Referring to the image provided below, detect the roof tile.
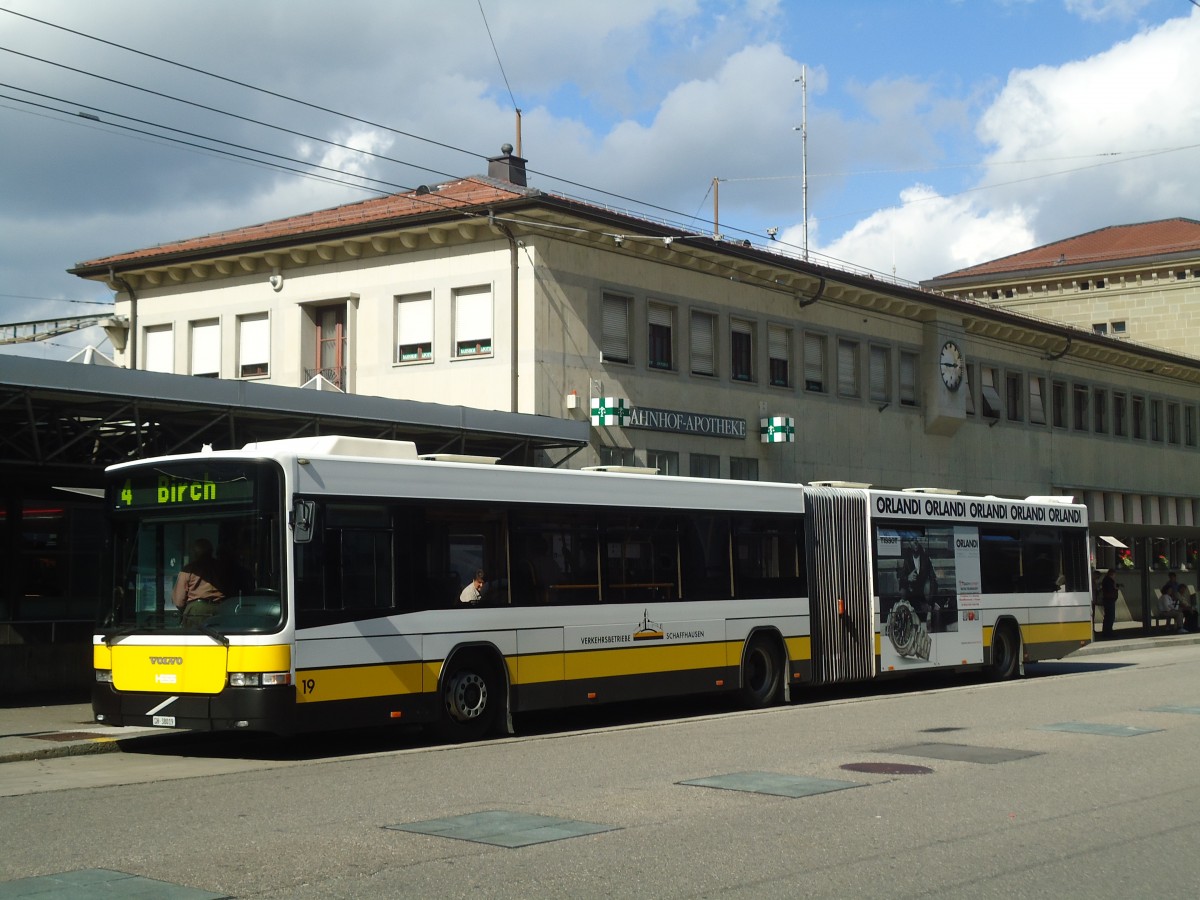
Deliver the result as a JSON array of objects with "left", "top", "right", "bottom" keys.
[{"left": 930, "top": 218, "right": 1200, "bottom": 281}]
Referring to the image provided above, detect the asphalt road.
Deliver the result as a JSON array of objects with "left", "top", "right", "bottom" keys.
[{"left": 2, "top": 644, "right": 1199, "bottom": 899}]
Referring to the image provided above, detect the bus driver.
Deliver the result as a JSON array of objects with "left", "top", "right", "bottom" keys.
[{"left": 173, "top": 538, "right": 227, "bottom": 623}]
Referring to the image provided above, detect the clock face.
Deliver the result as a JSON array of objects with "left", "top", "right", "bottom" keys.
[{"left": 939, "top": 341, "right": 963, "bottom": 391}]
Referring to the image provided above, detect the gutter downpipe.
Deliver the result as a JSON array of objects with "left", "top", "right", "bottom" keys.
[
  {"left": 109, "top": 266, "right": 137, "bottom": 370},
  {"left": 492, "top": 213, "right": 520, "bottom": 415}
]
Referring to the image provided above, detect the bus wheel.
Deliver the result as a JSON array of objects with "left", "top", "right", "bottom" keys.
[
  {"left": 437, "top": 659, "right": 498, "bottom": 741},
  {"left": 741, "top": 637, "right": 783, "bottom": 708},
  {"left": 989, "top": 623, "right": 1021, "bottom": 680}
]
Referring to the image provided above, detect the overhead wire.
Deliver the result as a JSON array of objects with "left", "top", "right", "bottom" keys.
[
  {"left": 1, "top": 5, "right": 1188, "bottom": 289},
  {"left": 0, "top": 5, "right": 488, "bottom": 164},
  {"left": 0, "top": 85, "right": 408, "bottom": 195}
]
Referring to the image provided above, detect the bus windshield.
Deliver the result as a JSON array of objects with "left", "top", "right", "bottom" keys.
[{"left": 102, "top": 459, "right": 285, "bottom": 636}]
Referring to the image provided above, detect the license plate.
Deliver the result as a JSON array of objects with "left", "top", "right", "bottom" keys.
[{"left": 152, "top": 715, "right": 176, "bottom": 727}]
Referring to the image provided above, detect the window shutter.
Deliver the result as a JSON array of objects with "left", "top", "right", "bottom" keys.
[
  {"left": 144, "top": 326, "right": 173, "bottom": 373},
  {"left": 899, "top": 351, "right": 917, "bottom": 405},
  {"left": 455, "top": 287, "right": 491, "bottom": 354},
  {"left": 602, "top": 294, "right": 630, "bottom": 362},
  {"left": 837, "top": 340, "right": 858, "bottom": 396},
  {"left": 690, "top": 311, "right": 714, "bottom": 374},
  {"left": 239, "top": 316, "right": 269, "bottom": 366},
  {"left": 768, "top": 324, "right": 787, "bottom": 361},
  {"left": 398, "top": 296, "right": 433, "bottom": 345},
  {"left": 648, "top": 304, "right": 671, "bottom": 328},
  {"left": 804, "top": 333, "right": 825, "bottom": 388},
  {"left": 191, "top": 321, "right": 219, "bottom": 376},
  {"left": 869, "top": 346, "right": 888, "bottom": 401}
]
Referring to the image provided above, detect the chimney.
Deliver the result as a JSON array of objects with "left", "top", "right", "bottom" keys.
[{"left": 487, "top": 143, "right": 527, "bottom": 187}]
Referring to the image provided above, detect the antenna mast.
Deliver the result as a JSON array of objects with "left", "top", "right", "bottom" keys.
[{"left": 799, "top": 66, "right": 809, "bottom": 261}]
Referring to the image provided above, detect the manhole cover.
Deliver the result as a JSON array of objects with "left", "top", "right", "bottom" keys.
[{"left": 841, "top": 762, "right": 933, "bottom": 775}]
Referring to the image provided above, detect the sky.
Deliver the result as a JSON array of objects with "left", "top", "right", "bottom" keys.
[{"left": 2, "top": 0, "right": 1198, "bottom": 359}]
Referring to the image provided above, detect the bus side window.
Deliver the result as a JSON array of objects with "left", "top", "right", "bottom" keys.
[{"left": 680, "top": 515, "right": 732, "bottom": 601}]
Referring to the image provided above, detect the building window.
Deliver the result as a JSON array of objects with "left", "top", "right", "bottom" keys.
[
  {"left": 1132, "top": 395, "right": 1145, "bottom": 439},
  {"left": 980, "top": 366, "right": 1001, "bottom": 419},
  {"left": 1150, "top": 399, "right": 1163, "bottom": 442},
  {"left": 730, "top": 457, "right": 758, "bottom": 481},
  {"left": 837, "top": 339, "right": 860, "bottom": 398},
  {"left": 690, "top": 310, "right": 716, "bottom": 376},
  {"left": 869, "top": 345, "right": 890, "bottom": 404},
  {"left": 1092, "top": 322, "right": 1108, "bottom": 335},
  {"left": 1005, "top": 371, "right": 1022, "bottom": 421},
  {"left": 1111, "top": 321, "right": 1126, "bottom": 335},
  {"left": 1113, "top": 392, "right": 1128, "bottom": 437},
  {"left": 647, "top": 302, "right": 674, "bottom": 370},
  {"left": 1072, "top": 384, "right": 1089, "bottom": 431},
  {"left": 601, "top": 292, "right": 631, "bottom": 364},
  {"left": 143, "top": 325, "right": 173, "bottom": 374},
  {"left": 1186, "top": 406, "right": 1197, "bottom": 447},
  {"left": 1052, "top": 381, "right": 1068, "bottom": 428},
  {"left": 598, "top": 446, "right": 635, "bottom": 467},
  {"left": 768, "top": 324, "right": 791, "bottom": 387},
  {"left": 312, "top": 305, "right": 347, "bottom": 389},
  {"left": 395, "top": 293, "right": 433, "bottom": 363},
  {"left": 1028, "top": 376, "right": 1046, "bottom": 425},
  {"left": 453, "top": 286, "right": 492, "bottom": 358},
  {"left": 804, "top": 332, "right": 826, "bottom": 393},
  {"left": 190, "top": 319, "right": 219, "bottom": 378},
  {"left": 965, "top": 364, "right": 975, "bottom": 416},
  {"left": 1093, "top": 388, "right": 1107, "bottom": 434},
  {"left": 689, "top": 453, "right": 720, "bottom": 478},
  {"left": 730, "top": 319, "right": 754, "bottom": 382},
  {"left": 1167, "top": 402, "right": 1180, "bottom": 444},
  {"left": 237, "top": 314, "right": 270, "bottom": 378},
  {"left": 646, "top": 449, "right": 679, "bottom": 476},
  {"left": 899, "top": 351, "right": 918, "bottom": 407}
]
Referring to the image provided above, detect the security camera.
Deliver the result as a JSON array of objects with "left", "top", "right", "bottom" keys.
[{"left": 269, "top": 270, "right": 283, "bottom": 291}]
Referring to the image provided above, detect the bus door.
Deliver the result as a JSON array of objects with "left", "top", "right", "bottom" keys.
[{"left": 804, "top": 488, "right": 875, "bottom": 684}]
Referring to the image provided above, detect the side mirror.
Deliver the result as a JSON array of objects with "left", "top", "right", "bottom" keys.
[{"left": 292, "top": 499, "right": 316, "bottom": 543}]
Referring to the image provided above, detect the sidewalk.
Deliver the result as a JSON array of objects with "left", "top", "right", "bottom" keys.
[{"left": 2, "top": 627, "right": 1198, "bottom": 766}]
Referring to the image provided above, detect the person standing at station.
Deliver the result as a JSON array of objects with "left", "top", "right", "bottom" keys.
[{"left": 1099, "top": 568, "right": 1119, "bottom": 639}]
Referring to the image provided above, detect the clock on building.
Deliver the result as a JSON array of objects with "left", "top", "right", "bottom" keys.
[{"left": 939, "top": 340, "right": 964, "bottom": 391}]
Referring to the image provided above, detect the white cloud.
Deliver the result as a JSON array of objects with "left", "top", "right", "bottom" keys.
[
  {"left": 808, "top": 185, "right": 1036, "bottom": 282},
  {"left": 1064, "top": 0, "right": 1155, "bottom": 23},
  {"left": 813, "top": 9, "right": 1200, "bottom": 281}
]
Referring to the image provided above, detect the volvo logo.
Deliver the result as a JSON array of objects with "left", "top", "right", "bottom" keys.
[{"left": 150, "top": 656, "right": 184, "bottom": 665}]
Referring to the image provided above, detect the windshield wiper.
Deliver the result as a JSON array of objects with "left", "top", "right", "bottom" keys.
[{"left": 196, "top": 621, "right": 230, "bottom": 647}]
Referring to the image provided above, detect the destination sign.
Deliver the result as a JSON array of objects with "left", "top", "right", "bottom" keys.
[{"left": 113, "top": 472, "right": 254, "bottom": 510}]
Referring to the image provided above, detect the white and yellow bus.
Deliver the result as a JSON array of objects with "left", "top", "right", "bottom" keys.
[{"left": 93, "top": 435, "right": 1092, "bottom": 740}]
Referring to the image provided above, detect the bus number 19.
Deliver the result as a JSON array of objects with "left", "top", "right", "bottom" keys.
[{"left": 301, "top": 678, "right": 316, "bottom": 695}]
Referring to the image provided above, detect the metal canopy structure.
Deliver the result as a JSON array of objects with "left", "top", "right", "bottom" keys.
[{"left": 0, "top": 355, "right": 588, "bottom": 485}]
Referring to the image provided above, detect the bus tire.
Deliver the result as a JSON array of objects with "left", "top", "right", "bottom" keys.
[
  {"left": 436, "top": 656, "right": 500, "bottom": 742},
  {"left": 740, "top": 636, "right": 783, "bottom": 708},
  {"left": 989, "top": 622, "right": 1021, "bottom": 680}
]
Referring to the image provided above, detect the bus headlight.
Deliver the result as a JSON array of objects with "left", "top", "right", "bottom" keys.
[
  {"left": 229, "top": 672, "right": 291, "bottom": 687},
  {"left": 95, "top": 669, "right": 113, "bottom": 683}
]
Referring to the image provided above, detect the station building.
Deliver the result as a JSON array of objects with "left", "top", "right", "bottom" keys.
[
  {"left": 921, "top": 218, "right": 1200, "bottom": 356},
  {"left": 67, "top": 150, "right": 1200, "bottom": 639}
]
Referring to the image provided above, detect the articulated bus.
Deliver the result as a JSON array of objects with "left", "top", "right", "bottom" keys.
[{"left": 93, "top": 436, "right": 1092, "bottom": 740}]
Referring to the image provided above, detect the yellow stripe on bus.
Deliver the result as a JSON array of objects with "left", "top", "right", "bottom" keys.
[
  {"left": 297, "top": 660, "right": 425, "bottom": 703},
  {"left": 1023, "top": 620, "right": 1092, "bottom": 644},
  {"left": 981, "top": 620, "right": 1092, "bottom": 647}
]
